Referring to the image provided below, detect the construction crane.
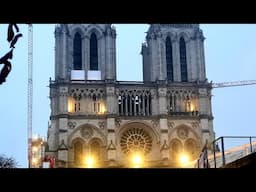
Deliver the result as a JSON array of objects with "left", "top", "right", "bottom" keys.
[
  {"left": 27, "top": 24, "right": 33, "bottom": 168},
  {"left": 212, "top": 80, "right": 256, "bottom": 88}
]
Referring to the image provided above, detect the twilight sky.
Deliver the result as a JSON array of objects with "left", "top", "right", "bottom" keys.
[{"left": 0, "top": 24, "right": 255, "bottom": 167}]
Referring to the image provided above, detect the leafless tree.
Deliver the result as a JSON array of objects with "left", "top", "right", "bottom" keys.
[{"left": 0, "top": 154, "right": 18, "bottom": 168}]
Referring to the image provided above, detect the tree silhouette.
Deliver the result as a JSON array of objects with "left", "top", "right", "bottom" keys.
[
  {"left": 0, "top": 24, "right": 22, "bottom": 84},
  {"left": 0, "top": 154, "right": 18, "bottom": 168}
]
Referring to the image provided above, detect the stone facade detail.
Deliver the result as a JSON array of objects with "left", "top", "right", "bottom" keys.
[{"left": 47, "top": 24, "right": 215, "bottom": 168}]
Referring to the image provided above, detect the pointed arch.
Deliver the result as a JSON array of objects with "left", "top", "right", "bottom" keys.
[
  {"left": 73, "top": 32, "right": 82, "bottom": 70},
  {"left": 184, "top": 138, "right": 199, "bottom": 160},
  {"left": 90, "top": 33, "right": 98, "bottom": 70},
  {"left": 179, "top": 37, "right": 188, "bottom": 82},
  {"left": 73, "top": 139, "right": 83, "bottom": 166},
  {"left": 166, "top": 36, "right": 173, "bottom": 81},
  {"left": 86, "top": 25, "right": 104, "bottom": 38},
  {"left": 68, "top": 124, "right": 107, "bottom": 147},
  {"left": 169, "top": 139, "right": 183, "bottom": 162},
  {"left": 88, "top": 138, "right": 103, "bottom": 163}
]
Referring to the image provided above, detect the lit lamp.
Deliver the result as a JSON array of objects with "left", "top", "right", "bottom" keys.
[
  {"left": 32, "top": 157, "right": 38, "bottom": 167},
  {"left": 85, "top": 156, "right": 95, "bottom": 168},
  {"left": 179, "top": 153, "right": 189, "bottom": 167},
  {"left": 130, "top": 153, "right": 144, "bottom": 168},
  {"left": 32, "top": 146, "right": 38, "bottom": 152}
]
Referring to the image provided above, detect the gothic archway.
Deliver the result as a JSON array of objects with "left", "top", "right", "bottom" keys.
[
  {"left": 71, "top": 138, "right": 85, "bottom": 167},
  {"left": 169, "top": 138, "right": 183, "bottom": 162},
  {"left": 184, "top": 138, "right": 199, "bottom": 160},
  {"left": 118, "top": 122, "right": 160, "bottom": 166},
  {"left": 88, "top": 138, "right": 104, "bottom": 165},
  {"left": 169, "top": 124, "right": 201, "bottom": 166}
]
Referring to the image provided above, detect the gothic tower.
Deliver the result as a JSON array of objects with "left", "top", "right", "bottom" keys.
[{"left": 47, "top": 24, "right": 214, "bottom": 168}]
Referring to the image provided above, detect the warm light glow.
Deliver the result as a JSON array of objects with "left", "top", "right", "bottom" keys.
[
  {"left": 98, "top": 103, "right": 106, "bottom": 114},
  {"left": 190, "top": 103, "right": 195, "bottom": 111},
  {"left": 32, "top": 146, "right": 38, "bottom": 152},
  {"left": 85, "top": 156, "right": 95, "bottom": 168},
  {"left": 32, "top": 158, "right": 38, "bottom": 164},
  {"left": 130, "top": 153, "right": 144, "bottom": 168},
  {"left": 68, "top": 97, "right": 75, "bottom": 113},
  {"left": 133, "top": 155, "right": 141, "bottom": 164},
  {"left": 179, "top": 153, "right": 189, "bottom": 166}
]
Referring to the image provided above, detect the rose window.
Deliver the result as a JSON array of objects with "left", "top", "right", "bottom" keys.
[{"left": 120, "top": 128, "right": 152, "bottom": 155}]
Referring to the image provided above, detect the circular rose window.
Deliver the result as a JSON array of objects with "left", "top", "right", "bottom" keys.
[{"left": 120, "top": 128, "right": 152, "bottom": 155}]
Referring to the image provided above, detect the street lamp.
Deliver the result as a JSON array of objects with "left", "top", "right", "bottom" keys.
[
  {"left": 85, "top": 156, "right": 95, "bottom": 168},
  {"left": 130, "top": 152, "right": 144, "bottom": 168}
]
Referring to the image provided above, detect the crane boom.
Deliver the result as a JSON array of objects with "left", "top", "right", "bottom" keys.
[
  {"left": 212, "top": 80, "right": 256, "bottom": 88},
  {"left": 28, "top": 24, "right": 33, "bottom": 168}
]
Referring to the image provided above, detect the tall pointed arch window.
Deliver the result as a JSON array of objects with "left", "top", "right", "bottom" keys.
[
  {"left": 180, "top": 37, "right": 188, "bottom": 82},
  {"left": 90, "top": 140, "right": 101, "bottom": 163},
  {"left": 73, "top": 32, "right": 82, "bottom": 70},
  {"left": 74, "top": 141, "right": 83, "bottom": 166},
  {"left": 90, "top": 33, "right": 98, "bottom": 70},
  {"left": 166, "top": 37, "right": 173, "bottom": 81}
]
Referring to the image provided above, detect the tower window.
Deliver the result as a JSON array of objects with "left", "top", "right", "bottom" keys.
[
  {"left": 180, "top": 37, "right": 188, "bottom": 82},
  {"left": 166, "top": 37, "right": 173, "bottom": 81},
  {"left": 90, "top": 33, "right": 98, "bottom": 70},
  {"left": 73, "top": 33, "right": 82, "bottom": 70}
]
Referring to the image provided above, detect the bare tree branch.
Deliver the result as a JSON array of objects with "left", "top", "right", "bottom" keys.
[{"left": 0, "top": 154, "right": 18, "bottom": 168}]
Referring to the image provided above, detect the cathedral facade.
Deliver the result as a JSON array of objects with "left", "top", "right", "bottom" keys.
[{"left": 46, "top": 24, "right": 215, "bottom": 168}]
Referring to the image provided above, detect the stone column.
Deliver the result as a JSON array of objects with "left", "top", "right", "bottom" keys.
[
  {"left": 57, "top": 118, "right": 68, "bottom": 167},
  {"left": 112, "top": 29, "right": 117, "bottom": 80},
  {"left": 157, "top": 34, "right": 164, "bottom": 80},
  {"left": 200, "top": 37, "right": 206, "bottom": 81},
  {"left": 54, "top": 28, "right": 62, "bottom": 79},
  {"left": 189, "top": 39, "right": 197, "bottom": 81},
  {"left": 84, "top": 36, "right": 89, "bottom": 79},
  {"left": 150, "top": 89, "right": 158, "bottom": 115},
  {"left": 106, "top": 118, "right": 117, "bottom": 167},
  {"left": 159, "top": 118, "right": 169, "bottom": 165},
  {"left": 158, "top": 87, "right": 167, "bottom": 115},
  {"left": 198, "top": 88, "right": 208, "bottom": 115},
  {"left": 173, "top": 39, "right": 180, "bottom": 81},
  {"left": 47, "top": 120, "right": 58, "bottom": 151},
  {"left": 105, "top": 28, "right": 111, "bottom": 80},
  {"left": 59, "top": 86, "right": 68, "bottom": 114},
  {"left": 149, "top": 37, "right": 158, "bottom": 81},
  {"left": 62, "top": 30, "right": 67, "bottom": 79},
  {"left": 106, "top": 85, "right": 116, "bottom": 114},
  {"left": 186, "top": 39, "right": 192, "bottom": 82}
]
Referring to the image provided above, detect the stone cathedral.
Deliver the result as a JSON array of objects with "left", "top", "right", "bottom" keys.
[{"left": 46, "top": 24, "right": 215, "bottom": 168}]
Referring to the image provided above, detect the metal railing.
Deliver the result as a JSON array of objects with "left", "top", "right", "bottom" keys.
[{"left": 198, "top": 136, "right": 256, "bottom": 168}]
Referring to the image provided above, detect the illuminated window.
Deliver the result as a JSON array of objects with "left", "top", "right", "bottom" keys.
[
  {"left": 68, "top": 97, "right": 75, "bottom": 113},
  {"left": 98, "top": 102, "right": 106, "bottom": 114}
]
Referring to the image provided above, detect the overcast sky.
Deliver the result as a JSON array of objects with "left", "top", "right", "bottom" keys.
[{"left": 0, "top": 24, "right": 255, "bottom": 167}]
